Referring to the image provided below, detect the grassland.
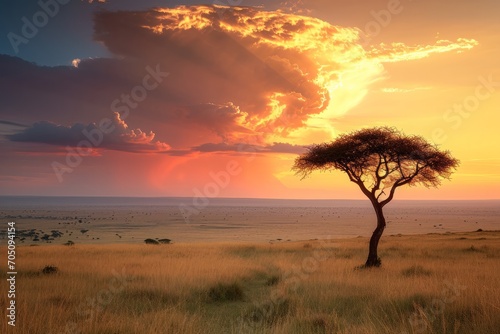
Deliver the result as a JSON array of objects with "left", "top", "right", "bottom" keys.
[{"left": 1, "top": 230, "right": 500, "bottom": 334}]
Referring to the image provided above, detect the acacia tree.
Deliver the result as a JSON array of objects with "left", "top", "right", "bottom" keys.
[{"left": 293, "top": 127, "right": 459, "bottom": 267}]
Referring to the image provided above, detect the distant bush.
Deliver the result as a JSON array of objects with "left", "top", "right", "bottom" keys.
[
  {"left": 64, "top": 240, "right": 75, "bottom": 246},
  {"left": 464, "top": 245, "right": 488, "bottom": 253},
  {"left": 265, "top": 275, "right": 281, "bottom": 286},
  {"left": 144, "top": 238, "right": 159, "bottom": 245},
  {"left": 41, "top": 265, "right": 59, "bottom": 275},
  {"left": 158, "top": 239, "right": 171, "bottom": 244},
  {"left": 207, "top": 282, "right": 244, "bottom": 302}
]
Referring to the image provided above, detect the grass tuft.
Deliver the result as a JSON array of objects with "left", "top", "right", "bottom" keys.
[
  {"left": 265, "top": 274, "right": 281, "bottom": 286},
  {"left": 464, "top": 245, "right": 489, "bottom": 253},
  {"left": 401, "top": 265, "right": 432, "bottom": 277},
  {"left": 207, "top": 282, "right": 245, "bottom": 303},
  {"left": 41, "top": 265, "right": 59, "bottom": 275},
  {"left": 244, "top": 298, "right": 292, "bottom": 326}
]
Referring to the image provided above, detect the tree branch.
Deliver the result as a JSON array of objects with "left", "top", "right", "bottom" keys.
[
  {"left": 371, "top": 154, "right": 382, "bottom": 194},
  {"left": 341, "top": 164, "right": 359, "bottom": 183},
  {"left": 376, "top": 189, "right": 386, "bottom": 201},
  {"left": 372, "top": 154, "right": 389, "bottom": 194},
  {"left": 380, "top": 172, "right": 418, "bottom": 207},
  {"left": 380, "top": 154, "right": 390, "bottom": 179},
  {"left": 356, "top": 180, "right": 375, "bottom": 201}
]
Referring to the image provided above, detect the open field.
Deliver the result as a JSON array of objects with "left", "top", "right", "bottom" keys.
[
  {"left": 1, "top": 198, "right": 499, "bottom": 244},
  {"left": 1, "top": 230, "right": 500, "bottom": 333}
]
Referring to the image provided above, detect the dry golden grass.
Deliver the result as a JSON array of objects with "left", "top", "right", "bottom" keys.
[{"left": 1, "top": 231, "right": 500, "bottom": 333}]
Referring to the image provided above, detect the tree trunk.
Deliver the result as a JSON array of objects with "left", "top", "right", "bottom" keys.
[{"left": 365, "top": 203, "right": 386, "bottom": 267}]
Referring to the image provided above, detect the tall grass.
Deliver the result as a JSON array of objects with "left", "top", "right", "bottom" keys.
[{"left": 1, "top": 231, "right": 499, "bottom": 333}]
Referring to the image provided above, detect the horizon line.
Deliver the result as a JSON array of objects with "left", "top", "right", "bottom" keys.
[{"left": 0, "top": 195, "right": 498, "bottom": 201}]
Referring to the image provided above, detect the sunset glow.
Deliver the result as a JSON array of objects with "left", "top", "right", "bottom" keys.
[{"left": 0, "top": 1, "right": 498, "bottom": 199}]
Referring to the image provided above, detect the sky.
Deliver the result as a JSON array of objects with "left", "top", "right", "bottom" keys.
[{"left": 0, "top": 0, "right": 499, "bottom": 200}]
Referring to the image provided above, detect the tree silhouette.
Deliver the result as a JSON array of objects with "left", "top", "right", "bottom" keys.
[{"left": 293, "top": 127, "right": 459, "bottom": 267}]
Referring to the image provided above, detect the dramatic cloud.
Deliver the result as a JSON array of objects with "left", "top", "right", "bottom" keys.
[
  {"left": 8, "top": 112, "right": 170, "bottom": 153},
  {"left": 368, "top": 38, "right": 478, "bottom": 63},
  {"left": 92, "top": 5, "right": 477, "bottom": 144},
  {"left": 2, "top": 5, "right": 478, "bottom": 154},
  {"left": 92, "top": 5, "right": 349, "bottom": 144}
]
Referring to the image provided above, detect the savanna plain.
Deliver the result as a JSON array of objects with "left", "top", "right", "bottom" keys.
[{"left": 1, "top": 230, "right": 500, "bottom": 334}]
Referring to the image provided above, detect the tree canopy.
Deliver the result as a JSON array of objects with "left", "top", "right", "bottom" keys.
[{"left": 293, "top": 127, "right": 459, "bottom": 207}]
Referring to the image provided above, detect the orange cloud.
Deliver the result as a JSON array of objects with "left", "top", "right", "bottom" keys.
[
  {"left": 124, "top": 5, "right": 477, "bottom": 146},
  {"left": 0, "top": 4, "right": 488, "bottom": 198},
  {"left": 3, "top": 5, "right": 479, "bottom": 156},
  {"left": 368, "top": 38, "right": 479, "bottom": 63}
]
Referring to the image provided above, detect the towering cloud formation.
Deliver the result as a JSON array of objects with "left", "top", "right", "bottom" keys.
[
  {"left": 2, "top": 5, "right": 477, "bottom": 153},
  {"left": 93, "top": 6, "right": 346, "bottom": 145},
  {"left": 92, "top": 5, "right": 477, "bottom": 145}
]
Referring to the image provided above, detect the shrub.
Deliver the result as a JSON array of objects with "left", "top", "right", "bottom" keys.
[
  {"left": 41, "top": 265, "right": 59, "bottom": 275},
  {"left": 265, "top": 275, "right": 281, "bottom": 286},
  {"left": 207, "top": 282, "right": 244, "bottom": 302},
  {"left": 158, "top": 239, "right": 171, "bottom": 244},
  {"left": 144, "top": 238, "right": 160, "bottom": 245}
]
